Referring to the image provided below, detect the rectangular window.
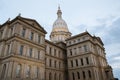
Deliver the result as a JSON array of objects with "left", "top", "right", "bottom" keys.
[
  {"left": 22, "top": 28, "right": 26, "bottom": 37},
  {"left": 49, "top": 47, "right": 52, "bottom": 55},
  {"left": 81, "top": 58, "right": 84, "bottom": 66},
  {"left": 30, "top": 32, "right": 34, "bottom": 40},
  {"left": 16, "top": 64, "right": 21, "bottom": 78},
  {"left": 54, "top": 61, "right": 56, "bottom": 68},
  {"left": 35, "top": 67, "right": 39, "bottom": 78},
  {"left": 71, "top": 60, "right": 73, "bottom": 67},
  {"left": 84, "top": 45, "right": 88, "bottom": 52},
  {"left": 58, "top": 51, "right": 61, "bottom": 57},
  {"left": 76, "top": 59, "right": 78, "bottom": 66},
  {"left": 29, "top": 48, "right": 32, "bottom": 57},
  {"left": 7, "top": 45, "right": 10, "bottom": 54},
  {"left": 19, "top": 45, "right": 24, "bottom": 55},
  {"left": 38, "top": 51, "right": 40, "bottom": 59},
  {"left": 54, "top": 49, "right": 56, "bottom": 56},
  {"left": 74, "top": 48, "right": 76, "bottom": 54},
  {"left": 26, "top": 66, "right": 30, "bottom": 78},
  {"left": 86, "top": 57, "right": 89, "bottom": 64},
  {"left": 72, "top": 72, "right": 75, "bottom": 80},
  {"left": 78, "top": 39, "right": 80, "bottom": 42},
  {"left": 38, "top": 35, "right": 41, "bottom": 43},
  {"left": 79, "top": 47, "right": 82, "bottom": 52},
  {"left": 10, "top": 27, "right": 13, "bottom": 36},
  {"left": 70, "top": 49, "right": 72, "bottom": 55},
  {"left": 69, "top": 41, "right": 71, "bottom": 45},
  {"left": 83, "top": 71, "right": 86, "bottom": 79},
  {"left": 59, "top": 61, "right": 61, "bottom": 68},
  {"left": 0, "top": 30, "right": 3, "bottom": 38},
  {"left": 88, "top": 70, "right": 91, "bottom": 78},
  {"left": 49, "top": 59, "right": 52, "bottom": 67},
  {"left": 77, "top": 72, "right": 80, "bottom": 79}
]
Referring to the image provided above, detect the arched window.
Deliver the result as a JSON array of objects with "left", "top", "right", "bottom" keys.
[
  {"left": 1, "top": 64, "right": 6, "bottom": 79},
  {"left": 16, "top": 64, "right": 21, "bottom": 78},
  {"left": 26, "top": 65, "right": 30, "bottom": 78}
]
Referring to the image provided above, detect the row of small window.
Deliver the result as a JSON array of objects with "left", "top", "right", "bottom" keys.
[
  {"left": 0, "top": 26, "right": 42, "bottom": 44},
  {"left": 19, "top": 45, "right": 41, "bottom": 59},
  {"left": 68, "top": 45, "right": 88, "bottom": 56},
  {"left": 67, "top": 36, "right": 88, "bottom": 45},
  {"left": 1, "top": 64, "right": 39, "bottom": 78},
  {"left": 48, "top": 72, "right": 62, "bottom": 80},
  {"left": 47, "top": 58, "right": 62, "bottom": 68},
  {"left": 21, "top": 27, "right": 42, "bottom": 44},
  {"left": 47, "top": 46, "right": 63, "bottom": 58},
  {"left": 70, "top": 57, "right": 89, "bottom": 67},
  {"left": 72, "top": 70, "right": 92, "bottom": 80}
]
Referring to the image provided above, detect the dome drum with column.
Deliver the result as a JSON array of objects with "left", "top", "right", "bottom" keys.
[{"left": 50, "top": 6, "right": 71, "bottom": 43}]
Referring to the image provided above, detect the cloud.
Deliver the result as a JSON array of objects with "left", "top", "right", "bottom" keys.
[
  {"left": 94, "top": 17, "right": 120, "bottom": 79},
  {"left": 74, "top": 16, "right": 120, "bottom": 79}
]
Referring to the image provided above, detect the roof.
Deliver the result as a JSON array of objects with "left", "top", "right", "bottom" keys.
[
  {"left": 0, "top": 15, "right": 47, "bottom": 34},
  {"left": 45, "top": 39, "right": 66, "bottom": 50},
  {"left": 66, "top": 31, "right": 92, "bottom": 41},
  {"left": 66, "top": 31, "right": 104, "bottom": 45}
]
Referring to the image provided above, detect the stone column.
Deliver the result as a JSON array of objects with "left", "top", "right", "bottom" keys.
[
  {"left": 4, "top": 45, "right": 8, "bottom": 56},
  {"left": 4, "top": 62, "right": 9, "bottom": 79},
  {"left": 21, "top": 63, "right": 25, "bottom": 79},
  {"left": 0, "top": 64, "right": 4, "bottom": 78},
  {"left": 31, "top": 65, "right": 34, "bottom": 79},
  {"left": 2, "top": 25, "right": 8, "bottom": 39},
  {"left": 12, "top": 62, "right": 17, "bottom": 78},
  {"left": 7, "top": 61, "right": 13, "bottom": 78}
]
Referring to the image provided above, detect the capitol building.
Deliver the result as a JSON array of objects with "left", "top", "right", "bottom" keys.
[{"left": 0, "top": 6, "right": 115, "bottom": 80}]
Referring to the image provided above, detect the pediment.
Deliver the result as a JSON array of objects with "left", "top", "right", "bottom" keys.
[{"left": 19, "top": 17, "right": 47, "bottom": 34}]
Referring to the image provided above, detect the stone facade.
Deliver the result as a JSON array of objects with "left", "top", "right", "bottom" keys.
[
  {"left": 0, "top": 7, "right": 115, "bottom": 80},
  {"left": 66, "top": 32, "right": 114, "bottom": 80}
]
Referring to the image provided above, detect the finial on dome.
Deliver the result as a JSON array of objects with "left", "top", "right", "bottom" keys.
[
  {"left": 58, "top": 4, "right": 60, "bottom": 10},
  {"left": 57, "top": 4, "right": 62, "bottom": 18}
]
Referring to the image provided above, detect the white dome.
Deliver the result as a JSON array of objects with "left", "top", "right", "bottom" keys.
[
  {"left": 52, "top": 18, "right": 69, "bottom": 32},
  {"left": 50, "top": 6, "right": 71, "bottom": 43}
]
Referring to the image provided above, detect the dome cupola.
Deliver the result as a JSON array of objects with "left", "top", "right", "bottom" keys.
[{"left": 50, "top": 6, "right": 71, "bottom": 43}]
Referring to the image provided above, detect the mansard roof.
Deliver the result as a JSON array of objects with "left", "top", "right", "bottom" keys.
[{"left": 0, "top": 15, "right": 47, "bottom": 34}]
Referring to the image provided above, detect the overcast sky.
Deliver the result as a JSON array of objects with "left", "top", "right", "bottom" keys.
[{"left": 0, "top": 0, "right": 120, "bottom": 79}]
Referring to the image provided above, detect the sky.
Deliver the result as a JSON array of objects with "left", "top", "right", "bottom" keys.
[{"left": 0, "top": 0, "right": 120, "bottom": 79}]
